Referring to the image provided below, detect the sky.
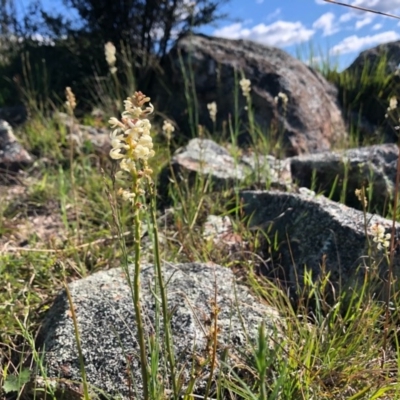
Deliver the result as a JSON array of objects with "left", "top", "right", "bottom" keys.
[{"left": 16, "top": 0, "right": 400, "bottom": 71}]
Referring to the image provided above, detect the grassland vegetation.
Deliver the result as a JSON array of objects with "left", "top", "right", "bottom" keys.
[{"left": 3, "top": 4, "right": 400, "bottom": 399}]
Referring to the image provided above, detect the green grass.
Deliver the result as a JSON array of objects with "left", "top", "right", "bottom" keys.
[{"left": 2, "top": 31, "right": 400, "bottom": 400}]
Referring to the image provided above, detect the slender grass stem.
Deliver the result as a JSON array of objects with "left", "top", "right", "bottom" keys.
[
  {"left": 64, "top": 282, "right": 90, "bottom": 400},
  {"left": 383, "top": 138, "right": 400, "bottom": 355},
  {"left": 132, "top": 191, "right": 150, "bottom": 400},
  {"left": 149, "top": 183, "right": 178, "bottom": 399}
]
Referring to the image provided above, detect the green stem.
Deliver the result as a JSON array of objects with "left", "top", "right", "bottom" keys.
[
  {"left": 149, "top": 183, "right": 178, "bottom": 399},
  {"left": 131, "top": 178, "right": 149, "bottom": 400},
  {"left": 383, "top": 138, "right": 400, "bottom": 356},
  {"left": 112, "top": 71, "right": 122, "bottom": 111},
  {"left": 64, "top": 281, "right": 90, "bottom": 400}
]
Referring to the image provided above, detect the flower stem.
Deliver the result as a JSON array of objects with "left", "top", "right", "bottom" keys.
[
  {"left": 133, "top": 193, "right": 149, "bottom": 400},
  {"left": 149, "top": 183, "right": 178, "bottom": 399}
]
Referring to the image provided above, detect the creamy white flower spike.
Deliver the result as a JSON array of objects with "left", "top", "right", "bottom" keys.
[
  {"left": 104, "top": 42, "right": 117, "bottom": 74},
  {"left": 239, "top": 78, "right": 251, "bottom": 98},
  {"left": 207, "top": 101, "right": 217, "bottom": 123},
  {"left": 162, "top": 120, "right": 175, "bottom": 141},
  {"left": 109, "top": 92, "right": 155, "bottom": 202}
]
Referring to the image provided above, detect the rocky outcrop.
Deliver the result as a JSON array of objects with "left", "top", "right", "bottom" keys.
[
  {"left": 161, "top": 34, "right": 347, "bottom": 156},
  {"left": 289, "top": 144, "right": 398, "bottom": 212},
  {"left": 55, "top": 112, "right": 111, "bottom": 156},
  {"left": 36, "top": 262, "right": 281, "bottom": 399},
  {"left": 158, "top": 138, "right": 291, "bottom": 202},
  {"left": 346, "top": 40, "right": 400, "bottom": 76},
  {"left": 0, "top": 119, "right": 33, "bottom": 172},
  {"left": 240, "top": 190, "right": 400, "bottom": 297},
  {"left": 343, "top": 40, "right": 400, "bottom": 142}
]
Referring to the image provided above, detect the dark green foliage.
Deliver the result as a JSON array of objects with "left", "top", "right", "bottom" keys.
[
  {"left": 0, "top": 0, "right": 229, "bottom": 112},
  {"left": 0, "top": 35, "right": 106, "bottom": 111},
  {"left": 327, "top": 51, "right": 400, "bottom": 145},
  {"left": 57, "top": 0, "right": 228, "bottom": 59}
]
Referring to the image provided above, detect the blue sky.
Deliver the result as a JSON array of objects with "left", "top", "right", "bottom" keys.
[{"left": 17, "top": 0, "right": 400, "bottom": 70}]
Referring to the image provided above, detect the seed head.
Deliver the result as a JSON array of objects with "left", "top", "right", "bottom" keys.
[
  {"left": 65, "top": 87, "right": 76, "bottom": 114},
  {"left": 207, "top": 101, "right": 217, "bottom": 123},
  {"left": 162, "top": 120, "right": 175, "bottom": 141},
  {"left": 239, "top": 78, "right": 251, "bottom": 98},
  {"left": 104, "top": 42, "right": 117, "bottom": 74},
  {"left": 355, "top": 188, "right": 368, "bottom": 208}
]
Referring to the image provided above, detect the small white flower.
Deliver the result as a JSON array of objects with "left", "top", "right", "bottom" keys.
[
  {"left": 274, "top": 92, "right": 288, "bottom": 106},
  {"left": 355, "top": 188, "right": 368, "bottom": 208},
  {"left": 162, "top": 120, "right": 175, "bottom": 141},
  {"left": 109, "top": 117, "right": 124, "bottom": 129},
  {"left": 118, "top": 188, "right": 136, "bottom": 203},
  {"left": 105, "top": 42, "right": 117, "bottom": 70},
  {"left": 207, "top": 101, "right": 217, "bottom": 123},
  {"left": 239, "top": 78, "right": 251, "bottom": 98},
  {"left": 110, "top": 147, "right": 125, "bottom": 159},
  {"left": 386, "top": 96, "right": 398, "bottom": 118},
  {"left": 120, "top": 158, "right": 136, "bottom": 173},
  {"left": 370, "top": 223, "right": 391, "bottom": 251},
  {"left": 389, "top": 96, "right": 398, "bottom": 111}
]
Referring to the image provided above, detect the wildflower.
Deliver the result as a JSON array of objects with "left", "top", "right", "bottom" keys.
[
  {"left": 385, "top": 96, "right": 397, "bottom": 118},
  {"left": 274, "top": 92, "right": 288, "bottom": 107},
  {"left": 355, "top": 188, "right": 368, "bottom": 208},
  {"left": 389, "top": 96, "right": 397, "bottom": 111},
  {"left": 118, "top": 188, "right": 136, "bottom": 202},
  {"left": 65, "top": 87, "right": 76, "bottom": 114},
  {"left": 239, "top": 78, "right": 251, "bottom": 98},
  {"left": 104, "top": 41, "right": 117, "bottom": 74},
  {"left": 370, "top": 223, "right": 391, "bottom": 251},
  {"left": 162, "top": 120, "right": 175, "bottom": 141},
  {"left": 109, "top": 91, "right": 155, "bottom": 202},
  {"left": 207, "top": 101, "right": 217, "bottom": 123}
]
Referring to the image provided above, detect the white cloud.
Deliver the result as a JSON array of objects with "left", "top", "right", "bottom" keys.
[
  {"left": 339, "top": 12, "right": 355, "bottom": 23},
  {"left": 214, "top": 23, "right": 245, "bottom": 39},
  {"left": 313, "top": 12, "right": 339, "bottom": 36},
  {"left": 351, "top": 0, "right": 400, "bottom": 13},
  {"left": 355, "top": 16, "right": 373, "bottom": 29},
  {"left": 334, "top": 0, "right": 400, "bottom": 27},
  {"left": 330, "top": 31, "right": 400, "bottom": 54},
  {"left": 256, "top": 0, "right": 264, "bottom": 3},
  {"left": 372, "top": 23, "right": 382, "bottom": 30},
  {"left": 213, "top": 21, "right": 315, "bottom": 47},
  {"left": 312, "top": 12, "right": 339, "bottom": 36}
]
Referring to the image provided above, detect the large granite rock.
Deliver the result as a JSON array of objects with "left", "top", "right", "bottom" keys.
[
  {"left": 35, "top": 263, "right": 281, "bottom": 399},
  {"left": 240, "top": 190, "right": 400, "bottom": 296},
  {"left": 289, "top": 144, "right": 398, "bottom": 213},
  {"left": 0, "top": 119, "right": 33, "bottom": 172},
  {"left": 160, "top": 34, "right": 347, "bottom": 156},
  {"left": 346, "top": 40, "right": 400, "bottom": 76},
  {"left": 55, "top": 112, "right": 111, "bottom": 156},
  {"left": 158, "top": 138, "right": 291, "bottom": 202},
  {"left": 343, "top": 40, "right": 400, "bottom": 142}
]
